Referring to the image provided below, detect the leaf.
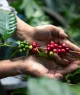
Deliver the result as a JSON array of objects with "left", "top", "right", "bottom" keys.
[
  {"left": 16, "top": 41, "right": 21, "bottom": 45},
  {"left": 37, "top": 52, "right": 48, "bottom": 57},
  {"left": 28, "top": 78, "right": 75, "bottom": 95},
  {"left": 0, "top": 9, "right": 17, "bottom": 42}
]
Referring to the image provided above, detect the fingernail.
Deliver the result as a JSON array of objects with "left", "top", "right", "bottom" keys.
[{"left": 55, "top": 73, "right": 63, "bottom": 79}]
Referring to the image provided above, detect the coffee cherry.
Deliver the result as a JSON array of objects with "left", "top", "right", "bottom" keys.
[
  {"left": 23, "top": 40, "right": 27, "bottom": 44},
  {"left": 32, "top": 42, "right": 36, "bottom": 44},
  {"left": 18, "top": 45, "right": 21, "bottom": 48},
  {"left": 25, "top": 45, "right": 29, "bottom": 48},
  {"left": 32, "top": 43, "right": 37, "bottom": 48},
  {"left": 54, "top": 44, "right": 58, "bottom": 48},
  {"left": 53, "top": 49, "right": 57, "bottom": 53},
  {"left": 58, "top": 45, "right": 62, "bottom": 49},
  {"left": 65, "top": 48, "right": 69, "bottom": 52},
  {"left": 50, "top": 41, "right": 54, "bottom": 45},
  {"left": 23, "top": 48, "right": 26, "bottom": 51},
  {"left": 21, "top": 44, "right": 24, "bottom": 47},
  {"left": 49, "top": 51, "right": 54, "bottom": 56},
  {"left": 50, "top": 44, "right": 54, "bottom": 49},
  {"left": 62, "top": 43, "right": 67, "bottom": 48},
  {"left": 47, "top": 44, "right": 51, "bottom": 47},
  {"left": 57, "top": 49, "right": 61, "bottom": 53},
  {"left": 32, "top": 48, "right": 38, "bottom": 53},
  {"left": 29, "top": 45, "right": 33, "bottom": 50},
  {"left": 61, "top": 49, "right": 66, "bottom": 53},
  {"left": 47, "top": 47, "right": 51, "bottom": 52},
  {"left": 19, "top": 49, "right": 22, "bottom": 52},
  {"left": 37, "top": 44, "right": 41, "bottom": 47},
  {"left": 78, "top": 52, "right": 80, "bottom": 56}
]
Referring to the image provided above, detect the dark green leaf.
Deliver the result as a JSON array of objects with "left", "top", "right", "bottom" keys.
[{"left": 0, "top": 9, "right": 17, "bottom": 42}]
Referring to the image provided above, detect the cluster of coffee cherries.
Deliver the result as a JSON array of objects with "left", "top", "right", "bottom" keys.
[
  {"left": 46, "top": 41, "right": 69, "bottom": 56},
  {"left": 29, "top": 42, "right": 41, "bottom": 54},
  {"left": 18, "top": 41, "right": 41, "bottom": 54},
  {"left": 18, "top": 41, "right": 29, "bottom": 52},
  {"left": 18, "top": 40, "right": 69, "bottom": 56}
]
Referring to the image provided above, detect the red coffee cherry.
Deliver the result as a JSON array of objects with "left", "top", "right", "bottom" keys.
[
  {"left": 62, "top": 43, "right": 67, "bottom": 48},
  {"left": 61, "top": 49, "right": 66, "bottom": 53},
  {"left": 78, "top": 52, "right": 80, "bottom": 56},
  {"left": 50, "top": 44, "right": 54, "bottom": 49},
  {"left": 53, "top": 49, "right": 58, "bottom": 53},
  {"left": 57, "top": 49, "right": 61, "bottom": 53},
  {"left": 37, "top": 44, "right": 41, "bottom": 47},
  {"left": 47, "top": 47, "right": 51, "bottom": 52},
  {"left": 58, "top": 45, "right": 62, "bottom": 49},
  {"left": 32, "top": 48, "right": 38, "bottom": 53},
  {"left": 50, "top": 41, "right": 54, "bottom": 45},
  {"left": 32, "top": 42, "right": 37, "bottom": 48},
  {"left": 54, "top": 44, "right": 58, "bottom": 48},
  {"left": 65, "top": 48, "right": 69, "bottom": 52},
  {"left": 47, "top": 44, "right": 51, "bottom": 47}
]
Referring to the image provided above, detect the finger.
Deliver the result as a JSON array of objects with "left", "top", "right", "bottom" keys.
[
  {"left": 52, "top": 53, "right": 69, "bottom": 65},
  {"left": 72, "top": 61, "right": 80, "bottom": 65},
  {"left": 59, "top": 53, "right": 76, "bottom": 63},
  {"left": 56, "top": 64, "right": 78, "bottom": 75},
  {"left": 51, "top": 26, "right": 68, "bottom": 38},
  {"left": 44, "top": 71, "right": 63, "bottom": 79},
  {"left": 61, "top": 39, "right": 80, "bottom": 51},
  {"left": 44, "top": 73, "right": 55, "bottom": 78},
  {"left": 54, "top": 73, "right": 63, "bottom": 79}
]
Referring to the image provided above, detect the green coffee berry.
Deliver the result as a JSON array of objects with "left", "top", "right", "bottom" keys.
[
  {"left": 25, "top": 45, "right": 29, "bottom": 49},
  {"left": 18, "top": 45, "right": 21, "bottom": 48},
  {"left": 23, "top": 40, "right": 27, "bottom": 44},
  {"left": 29, "top": 45, "right": 33, "bottom": 50},
  {"left": 23, "top": 48, "right": 26, "bottom": 51},
  {"left": 21, "top": 44, "right": 24, "bottom": 47},
  {"left": 49, "top": 51, "right": 54, "bottom": 56},
  {"left": 19, "top": 49, "right": 22, "bottom": 52}
]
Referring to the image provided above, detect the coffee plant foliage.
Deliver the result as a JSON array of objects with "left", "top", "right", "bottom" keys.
[
  {"left": 0, "top": 10, "right": 17, "bottom": 42},
  {"left": 1, "top": 0, "right": 80, "bottom": 95}
]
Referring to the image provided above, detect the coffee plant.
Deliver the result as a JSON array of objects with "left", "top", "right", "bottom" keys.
[{"left": 1, "top": 0, "right": 80, "bottom": 94}]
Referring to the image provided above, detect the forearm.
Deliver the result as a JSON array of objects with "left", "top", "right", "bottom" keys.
[{"left": 0, "top": 58, "right": 24, "bottom": 78}]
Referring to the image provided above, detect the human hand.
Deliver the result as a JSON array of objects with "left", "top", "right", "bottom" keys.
[
  {"left": 15, "top": 17, "right": 80, "bottom": 52},
  {"left": 20, "top": 55, "right": 79, "bottom": 79}
]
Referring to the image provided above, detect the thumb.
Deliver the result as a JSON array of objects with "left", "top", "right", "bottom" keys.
[{"left": 51, "top": 26, "right": 68, "bottom": 38}]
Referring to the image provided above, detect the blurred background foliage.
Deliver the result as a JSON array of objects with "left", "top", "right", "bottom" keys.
[
  {"left": 8, "top": 0, "right": 80, "bottom": 44},
  {"left": 7, "top": 0, "right": 80, "bottom": 95}
]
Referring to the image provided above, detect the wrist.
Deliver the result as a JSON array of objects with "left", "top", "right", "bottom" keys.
[
  {"left": 14, "top": 16, "right": 34, "bottom": 41},
  {"left": 13, "top": 56, "right": 30, "bottom": 75}
]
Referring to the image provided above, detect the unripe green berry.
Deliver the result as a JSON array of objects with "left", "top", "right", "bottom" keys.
[
  {"left": 19, "top": 49, "right": 22, "bottom": 52},
  {"left": 18, "top": 45, "right": 21, "bottom": 48},
  {"left": 21, "top": 44, "right": 24, "bottom": 47},
  {"left": 25, "top": 45, "right": 29, "bottom": 49},
  {"left": 23, "top": 40, "right": 27, "bottom": 43},
  {"left": 29, "top": 45, "right": 33, "bottom": 50},
  {"left": 49, "top": 51, "right": 54, "bottom": 56},
  {"left": 23, "top": 48, "right": 26, "bottom": 51}
]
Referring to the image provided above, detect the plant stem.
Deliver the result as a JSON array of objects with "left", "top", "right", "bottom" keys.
[
  {"left": 9, "top": 50, "right": 19, "bottom": 59},
  {"left": 0, "top": 43, "right": 14, "bottom": 48}
]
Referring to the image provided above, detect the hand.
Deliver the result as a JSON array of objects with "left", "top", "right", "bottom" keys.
[
  {"left": 15, "top": 17, "right": 80, "bottom": 52},
  {"left": 20, "top": 55, "right": 79, "bottom": 79}
]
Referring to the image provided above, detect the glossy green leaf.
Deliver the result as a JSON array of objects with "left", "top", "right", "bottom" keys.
[
  {"left": 28, "top": 78, "right": 75, "bottom": 95},
  {"left": 0, "top": 9, "right": 17, "bottom": 42}
]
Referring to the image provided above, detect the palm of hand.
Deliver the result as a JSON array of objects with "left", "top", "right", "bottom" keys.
[
  {"left": 24, "top": 55, "right": 78, "bottom": 79},
  {"left": 27, "top": 25, "right": 67, "bottom": 46}
]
